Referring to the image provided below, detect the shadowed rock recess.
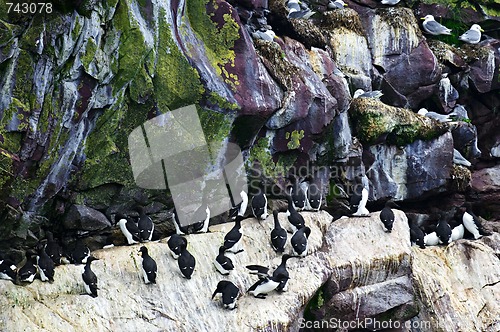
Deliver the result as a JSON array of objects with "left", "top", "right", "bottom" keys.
[{"left": 0, "top": 0, "right": 499, "bottom": 330}]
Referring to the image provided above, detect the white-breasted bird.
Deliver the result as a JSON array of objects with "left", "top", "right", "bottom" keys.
[
  {"left": 459, "top": 24, "right": 483, "bottom": 44},
  {"left": 421, "top": 15, "right": 452, "bottom": 35}
]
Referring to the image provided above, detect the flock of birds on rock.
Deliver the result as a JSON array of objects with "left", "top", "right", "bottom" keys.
[
  {"left": 248, "top": 0, "right": 487, "bottom": 46},
  {"left": 0, "top": 172, "right": 491, "bottom": 309}
]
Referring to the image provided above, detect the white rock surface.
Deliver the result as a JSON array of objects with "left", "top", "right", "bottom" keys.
[{"left": 0, "top": 212, "right": 332, "bottom": 332}]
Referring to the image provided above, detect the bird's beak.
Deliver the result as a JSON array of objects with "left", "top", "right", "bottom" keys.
[
  {"left": 344, "top": 2, "right": 348, "bottom": 6},
  {"left": 480, "top": 28, "right": 484, "bottom": 32},
  {"left": 420, "top": 17, "right": 425, "bottom": 20}
]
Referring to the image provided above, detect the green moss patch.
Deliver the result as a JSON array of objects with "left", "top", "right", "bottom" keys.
[
  {"left": 197, "top": 106, "right": 234, "bottom": 157},
  {"left": 349, "top": 98, "right": 448, "bottom": 146},
  {"left": 154, "top": 8, "right": 203, "bottom": 111},
  {"left": 186, "top": 0, "right": 241, "bottom": 90},
  {"left": 247, "top": 136, "right": 297, "bottom": 180},
  {"left": 286, "top": 130, "right": 304, "bottom": 150},
  {"left": 112, "top": 0, "right": 150, "bottom": 91}
]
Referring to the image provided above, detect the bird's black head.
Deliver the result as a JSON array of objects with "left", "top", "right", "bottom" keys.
[
  {"left": 139, "top": 246, "right": 149, "bottom": 255},
  {"left": 45, "top": 231, "right": 54, "bottom": 241},
  {"left": 114, "top": 212, "right": 127, "bottom": 224},
  {"left": 273, "top": 210, "right": 279, "bottom": 219},
  {"left": 134, "top": 206, "right": 145, "bottom": 214}
]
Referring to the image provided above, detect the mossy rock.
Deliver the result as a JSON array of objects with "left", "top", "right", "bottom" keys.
[
  {"left": 349, "top": 98, "right": 448, "bottom": 146},
  {"left": 254, "top": 39, "right": 300, "bottom": 90},
  {"left": 289, "top": 18, "right": 327, "bottom": 48},
  {"left": 319, "top": 8, "right": 365, "bottom": 36}
]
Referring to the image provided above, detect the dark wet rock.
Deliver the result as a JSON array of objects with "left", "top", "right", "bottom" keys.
[
  {"left": 364, "top": 132, "right": 454, "bottom": 201},
  {"left": 471, "top": 165, "right": 500, "bottom": 223},
  {"left": 382, "top": 40, "right": 441, "bottom": 108},
  {"left": 464, "top": 40, "right": 500, "bottom": 93},
  {"left": 63, "top": 205, "right": 111, "bottom": 231},
  {"left": 468, "top": 92, "right": 500, "bottom": 161},
  {"left": 450, "top": 121, "right": 481, "bottom": 160}
]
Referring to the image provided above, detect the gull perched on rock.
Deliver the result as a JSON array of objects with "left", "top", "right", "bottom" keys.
[
  {"left": 417, "top": 108, "right": 456, "bottom": 123},
  {"left": 251, "top": 27, "right": 277, "bottom": 42},
  {"left": 380, "top": 0, "right": 401, "bottom": 5},
  {"left": 421, "top": 15, "right": 452, "bottom": 36},
  {"left": 288, "top": 8, "right": 316, "bottom": 19},
  {"left": 286, "top": 0, "right": 301, "bottom": 12},
  {"left": 353, "top": 88, "right": 383, "bottom": 99},
  {"left": 328, "top": 0, "right": 347, "bottom": 9},
  {"left": 459, "top": 24, "right": 483, "bottom": 44}
]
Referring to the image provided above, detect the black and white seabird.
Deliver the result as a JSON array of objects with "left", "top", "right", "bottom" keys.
[
  {"left": 139, "top": 246, "right": 157, "bottom": 284},
  {"left": 228, "top": 190, "right": 249, "bottom": 220},
  {"left": 462, "top": 203, "right": 486, "bottom": 240},
  {"left": 379, "top": 201, "right": 399, "bottom": 232},
  {"left": 191, "top": 196, "right": 211, "bottom": 233},
  {"left": 45, "top": 231, "right": 63, "bottom": 265},
  {"left": 37, "top": 245, "right": 55, "bottom": 282},
  {"left": 82, "top": 256, "right": 99, "bottom": 298},
  {"left": 271, "top": 210, "right": 287, "bottom": 253},
  {"left": 167, "top": 234, "right": 187, "bottom": 259},
  {"left": 435, "top": 217, "right": 452, "bottom": 245},
  {"left": 285, "top": 195, "right": 305, "bottom": 233},
  {"left": 409, "top": 222, "right": 425, "bottom": 249},
  {"left": 212, "top": 280, "right": 240, "bottom": 310},
  {"left": 247, "top": 273, "right": 289, "bottom": 299},
  {"left": 247, "top": 254, "right": 295, "bottom": 292},
  {"left": 178, "top": 248, "right": 196, "bottom": 279},
  {"left": 0, "top": 258, "right": 17, "bottom": 281},
  {"left": 424, "top": 232, "right": 440, "bottom": 246},
  {"left": 116, "top": 212, "right": 140, "bottom": 245},
  {"left": 214, "top": 246, "right": 234, "bottom": 275},
  {"left": 223, "top": 215, "right": 244, "bottom": 254},
  {"left": 251, "top": 182, "right": 268, "bottom": 220},
  {"left": 451, "top": 223, "right": 465, "bottom": 241},
  {"left": 171, "top": 209, "right": 189, "bottom": 235},
  {"left": 71, "top": 242, "right": 91, "bottom": 264},
  {"left": 303, "top": 176, "right": 322, "bottom": 211},
  {"left": 291, "top": 226, "right": 311, "bottom": 257},
  {"left": 351, "top": 185, "right": 369, "bottom": 216},
  {"left": 288, "top": 175, "right": 306, "bottom": 211},
  {"left": 136, "top": 206, "right": 154, "bottom": 242},
  {"left": 18, "top": 254, "right": 37, "bottom": 283}
]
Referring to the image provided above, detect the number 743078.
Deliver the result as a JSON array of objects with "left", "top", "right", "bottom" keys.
[{"left": 6, "top": 2, "right": 53, "bottom": 14}]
